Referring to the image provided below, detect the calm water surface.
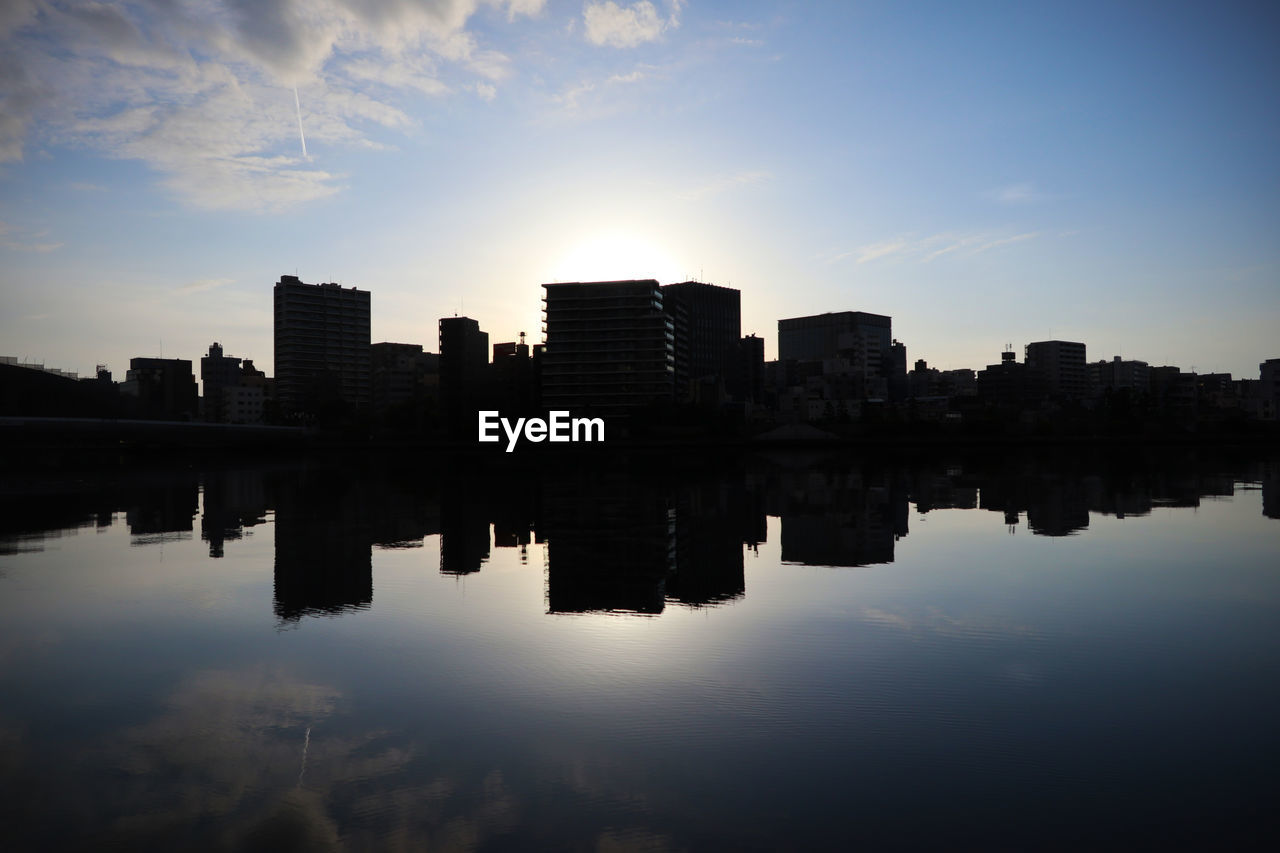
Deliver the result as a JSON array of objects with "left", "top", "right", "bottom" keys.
[{"left": 2, "top": 450, "right": 1278, "bottom": 850}]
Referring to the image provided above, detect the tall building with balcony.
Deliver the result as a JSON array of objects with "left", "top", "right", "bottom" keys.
[
  {"left": 541, "top": 280, "right": 674, "bottom": 415},
  {"left": 273, "top": 275, "right": 371, "bottom": 415}
]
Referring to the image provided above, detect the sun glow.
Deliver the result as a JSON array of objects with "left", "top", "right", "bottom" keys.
[{"left": 547, "top": 231, "right": 686, "bottom": 285}]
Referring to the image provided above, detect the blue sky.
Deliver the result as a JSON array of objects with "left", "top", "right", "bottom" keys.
[{"left": 1, "top": 0, "right": 1277, "bottom": 378}]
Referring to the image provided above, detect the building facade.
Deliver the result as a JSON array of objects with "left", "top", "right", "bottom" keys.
[
  {"left": 778, "top": 311, "right": 892, "bottom": 380},
  {"left": 1024, "top": 340, "right": 1087, "bottom": 399},
  {"left": 273, "top": 275, "right": 371, "bottom": 416},
  {"left": 660, "top": 281, "right": 741, "bottom": 400},
  {"left": 439, "top": 317, "right": 489, "bottom": 435},
  {"left": 122, "top": 357, "right": 199, "bottom": 420},
  {"left": 541, "top": 280, "right": 674, "bottom": 415}
]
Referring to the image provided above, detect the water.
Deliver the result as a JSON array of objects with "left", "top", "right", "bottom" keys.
[{"left": 2, "top": 449, "right": 1278, "bottom": 850}]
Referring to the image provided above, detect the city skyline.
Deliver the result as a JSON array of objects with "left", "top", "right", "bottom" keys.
[{"left": 2, "top": 2, "right": 1278, "bottom": 378}]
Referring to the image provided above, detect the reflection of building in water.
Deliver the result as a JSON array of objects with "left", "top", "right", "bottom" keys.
[
  {"left": 1025, "top": 474, "right": 1091, "bottom": 537},
  {"left": 368, "top": 478, "right": 439, "bottom": 550},
  {"left": 541, "top": 472, "right": 675, "bottom": 615},
  {"left": 439, "top": 474, "right": 490, "bottom": 575},
  {"left": 273, "top": 469, "right": 372, "bottom": 621},
  {"left": 0, "top": 477, "right": 115, "bottom": 555},
  {"left": 1265, "top": 459, "right": 1280, "bottom": 520},
  {"left": 200, "top": 469, "right": 269, "bottom": 558},
  {"left": 126, "top": 472, "right": 200, "bottom": 545},
  {"left": 772, "top": 464, "right": 905, "bottom": 567},
  {"left": 667, "top": 479, "right": 750, "bottom": 606}
]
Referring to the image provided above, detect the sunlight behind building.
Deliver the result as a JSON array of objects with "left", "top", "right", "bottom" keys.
[{"left": 547, "top": 231, "right": 686, "bottom": 285}]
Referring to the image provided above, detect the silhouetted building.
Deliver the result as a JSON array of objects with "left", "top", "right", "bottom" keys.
[
  {"left": 1090, "top": 355, "right": 1150, "bottom": 395},
  {"left": 778, "top": 312, "right": 892, "bottom": 376},
  {"left": 492, "top": 334, "right": 535, "bottom": 414},
  {"left": 977, "top": 348, "right": 1040, "bottom": 404},
  {"left": 1025, "top": 340, "right": 1087, "bottom": 399},
  {"left": 729, "top": 334, "right": 766, "bottom": 404},
  {"left": 541, "top": 280, "right": 674, "bottom": 415},
  {"left": 439, "top": 317, "right": 489, "bottom": 436},
  {"left": 888, "top": 339, "right": 908, "bottom": 401},
  {"left": 200, "top": 342, "right": 241, "bottom": 423},
  {"left": 273, "top": 275, "right": 371, "bottom": 417},
  {"left": 661, "top": 281, "right": 741, "bottom": 401},
  {"left": 372, "top": 342, "right": 438, "bottom": 412},
  {"left": 122, "top": 357, "right": 198, "bottom": 420}
]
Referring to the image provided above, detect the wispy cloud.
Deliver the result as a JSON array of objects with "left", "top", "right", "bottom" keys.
[
  {"left": 677, "top": 169, "right": 772, "bottom": 202},
  {"left": 0, "top": 0, "right": 544, "bottom": 211},
  {"left": 987, "top": 182, "right": 1053, "bottom": 204},
  {"left": 0, "top": 219, "right": 61, "bottom": 252},
  {"left": 174, "top": 277, "right": 234, "bottom": 295},
  {"left": 829, "top": 230, "right": 1044, "bottom": 266},
  {"left": 551, "top": 65, "right": 651, "bottom": 115},
  {"left": 583, "top": 1, "right": 682, "bottom": 48}
]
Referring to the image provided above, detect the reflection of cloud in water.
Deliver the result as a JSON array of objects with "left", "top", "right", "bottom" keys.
[
  {"left": 90, "top": 666, "right": 527, "bottom": 850},
  {"left": 859, "top": 606, "right": 1037, "bottom": 641}
]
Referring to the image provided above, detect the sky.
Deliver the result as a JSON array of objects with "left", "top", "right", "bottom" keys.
[{"left": 1, "top": 0, "right": 1277, "bottom": 379}]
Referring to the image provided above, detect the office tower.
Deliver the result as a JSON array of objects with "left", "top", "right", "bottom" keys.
[
  {"left": 778, "top": 311, "right": 892, "bottom": 378},
  {"left": 1024, "top": 340, "right": 1087, "bottom": 399},
  {"left": 273, "top": 275, "right": 371, "bottom": 416},
  {"left": 541, "top": 280, "right": 674, "bottom": 415},
  {"left": 660, "top": 281, "right": 741, "bottom": 399},
  {"left": 438, "top": 316, "right": 489, "bottom": 434}
]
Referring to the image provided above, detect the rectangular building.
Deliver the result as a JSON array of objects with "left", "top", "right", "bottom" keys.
[
  {"left": 122, "top": 357, "right": 199, "bottom": 420},
  {"left": 439, "top": 317, "right": 489, "bottom": 435},
  {"left": 1024, "top": 340, "right": 1087, "bottom": 399},
  {"left": 541, "top": 280, "right": 674, "bottom": 415},
  {"left": 778, "top": 311, "right": 892, "bottom": 379},
  {"left": 660, "top": 281, "right": 741, "bottom": 399},
  {"left": 273, "top": 275, "right": 371, "bottom": 415}
]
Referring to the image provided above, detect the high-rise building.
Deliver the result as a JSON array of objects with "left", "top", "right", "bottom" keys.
[
  {"left": 439, "top": 316, "right": 489, "bottom": 435},
  {"left": 273, "top": 275, "right": 371, "bottom": 416},
  {"left": 1024, "top": 340, "right": 1087, "bottom": 399},
  {"left": 660, "top": 281, "right": 741, "bottom": 399},
  {"left": 541, "top": 280, "right": 674, "bottom": 415},
  {"left": 778, "top": 311, "right": 892, "bottom": 379}
]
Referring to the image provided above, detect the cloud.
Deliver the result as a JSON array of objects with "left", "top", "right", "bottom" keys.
[
  {"left": 852, "top": 240, "right": 908, "bottom": 264},
  {"left": 0, "top": 0, "right": 540, "bottom": 211},
  {"left": 987, "top": 182, "right": 1053, "bottom": 204},
  {"left": 551, "top": 65, "right": 650, "bottom": 115},
  {"left": 174, "top": 277, "right": 235, "bottom": 295},
  {"left": 677, "top": 169, "right": 772, "bottom": 202},
  {"left": 0, "top": 219, "right": 61, "bottom": 252},
  {"left": 832, "top": 230, "right": 1044, "bottom": 266},
  {"left": 583, "top": 1, "right": 681, "bottom": 48}
]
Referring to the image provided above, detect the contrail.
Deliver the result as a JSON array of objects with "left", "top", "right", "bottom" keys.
[{"left": 293, "top": 86, "right": 308, "bottom": 160}]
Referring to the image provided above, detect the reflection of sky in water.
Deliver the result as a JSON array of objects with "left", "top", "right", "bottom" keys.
[{"left": 1, "top": 457, "right": 1278, "bottom": 849}]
